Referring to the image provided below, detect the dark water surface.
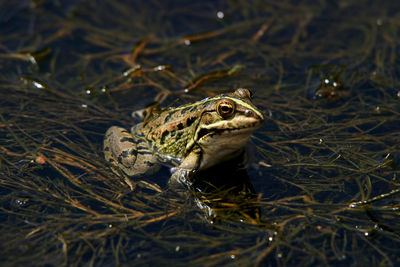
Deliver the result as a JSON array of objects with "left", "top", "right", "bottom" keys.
[{"left": 1, "top": 0, "right": 400, "bottom": 266}]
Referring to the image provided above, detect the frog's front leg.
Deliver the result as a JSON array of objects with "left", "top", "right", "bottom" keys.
[
  {"left": 170, "top": 147, "right": 202, "bottom": 186},
  {"left": 104, "top": 126, "right": 159, "bottom": 176}
]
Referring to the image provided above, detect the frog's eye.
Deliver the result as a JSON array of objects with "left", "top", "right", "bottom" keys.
[
  {"left": 217, "top": 100, "right": 235, "bottom": 118},
  {"left": 235, "top": 88, "right": 253, "bottom": 99}
]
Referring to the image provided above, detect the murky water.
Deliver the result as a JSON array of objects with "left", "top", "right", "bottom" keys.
[{"left": 1, "top": 0, "right": 399, "bottom": 266}]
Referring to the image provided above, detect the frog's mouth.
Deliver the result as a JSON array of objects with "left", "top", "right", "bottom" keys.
[
  {"left": 197, "top": 128, "right": 226, "bottom": 140},
  {"left": 196, "top": 124, "right": 259, "bottom": 140}
]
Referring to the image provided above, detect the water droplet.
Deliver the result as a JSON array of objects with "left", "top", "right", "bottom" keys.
[
  {"left": 217, "top": 11, "right": 224, "bottom": 19},
  {"left": 230, "top": 254, "right": 236, "bottom": 259},
  {"left": 277, "top": 253, "right": 283, "bottom": 258},
  {"left": 85, "top": 89, "right": 91, "bottom": 95},
  {"left": 154, "top": 65, "right": 166, "bottom": 71},
  {"left": 377, "top": 18, "right": 383, "bottom": 26},
  {"left": 332, "top": 81, "right": 338, "bottom": 87},
  {"left": 28, "top": 55, "right": 37, "bottom": 65},
  {"left": 14, "top": 198, "right": 28, "bottom": 207},
  {"left": 268, "top": 236, "right": 273, "bottom": 241},
  {"left": 32, "top": 81, "right": 44, "bottom": 89},
  {"left": 81, "top": 104, "right": 88, "bottom": 108},
  {"left": 364, "top": 231, "right": 369, "bottom": 236},
  {"left": 175, "top": 246, "right": 180, "bottom": 252},
  {"left": 324, "top": 78, "right": 330, "bottom": 84},
  {"left": 184, "top": 39, "right": 191, "bottom": 46}
]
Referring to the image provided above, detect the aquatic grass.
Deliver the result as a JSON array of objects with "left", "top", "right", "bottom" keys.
[{"left": 1, "top": 0, "right": 400, "bottom": 266}]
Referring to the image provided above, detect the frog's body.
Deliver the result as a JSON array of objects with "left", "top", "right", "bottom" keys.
[{"left": 104, "top": 88, "right": 264, "bottom": 183}]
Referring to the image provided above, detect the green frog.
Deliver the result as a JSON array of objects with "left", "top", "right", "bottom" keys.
[{"left": 103, "top": 88, "right": 264, "bottom": 183}]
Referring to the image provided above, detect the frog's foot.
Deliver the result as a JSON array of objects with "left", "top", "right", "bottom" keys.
[
  {"left": 169, "top": 149, "right": 201, "bottom": 187},
  {"left": 169, "top": 168, "right": 196, "bottom": 188},
  {"left": 131, "top": 109, "right": 145, "bottom": 123},
  {"left": 104, "top": 126, "right": 159, "bottom": 176},
  {"left": 131, "top": 102, "right": 161, "bottom": 123}
]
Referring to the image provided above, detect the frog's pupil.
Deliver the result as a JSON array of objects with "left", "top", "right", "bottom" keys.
[{"left": 221, "top": 105, "right": 231, "bottom": 113}]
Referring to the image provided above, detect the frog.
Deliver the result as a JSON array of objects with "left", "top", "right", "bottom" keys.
[{"left": 103, "top": 88, "right": 264, "bottom": 184}]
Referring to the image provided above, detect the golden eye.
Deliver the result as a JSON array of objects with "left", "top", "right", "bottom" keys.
[{"left": 217, "top": 100, "right": 235, "bottom": 118}]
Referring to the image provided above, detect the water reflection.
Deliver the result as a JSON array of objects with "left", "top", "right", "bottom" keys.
[{"left": 171, "top": 155, "right": 261, "bottom": 224}]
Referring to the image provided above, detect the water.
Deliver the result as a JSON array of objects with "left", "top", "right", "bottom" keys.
[{"left": 1, "top": 0, "right": 399, "bottom": 266}]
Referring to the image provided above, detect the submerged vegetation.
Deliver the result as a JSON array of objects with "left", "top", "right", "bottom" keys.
[{"left": 1, "top": 0, "right": 399, "bottom": 266}]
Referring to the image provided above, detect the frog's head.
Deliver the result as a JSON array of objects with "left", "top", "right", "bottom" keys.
[{"left": 194, "top": 88, "right": 264, "bottom": 169}]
